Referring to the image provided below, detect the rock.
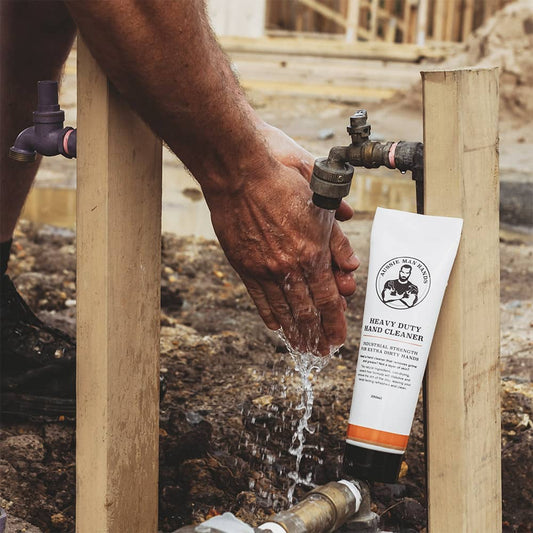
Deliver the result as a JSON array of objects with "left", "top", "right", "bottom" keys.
[
  {"left": 50, "top": 513, "right": 68, "bottom": 530},
  {"left": 317, "top": 128, "right": 334, "bottom": 140},
  {"left": 0, "top": 435, "right": 45, "bottom": 464},
  {"left": 4, "top": 514, "right": 43, "bottom": 533},
  {"left": 43, "top": 425, "right": 73, "bottom": 453},
  {"left": 252, "top": 395, "right": 274, "bottom": 408}
]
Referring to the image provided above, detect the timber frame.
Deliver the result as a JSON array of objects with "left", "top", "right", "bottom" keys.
[{"left": 74, "top": 34, "right": 501, "bottom": 531}]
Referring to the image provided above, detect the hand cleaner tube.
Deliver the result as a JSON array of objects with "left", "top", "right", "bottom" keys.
[{"left": 343, "top": 207, "right": 463, "bottom": 483}]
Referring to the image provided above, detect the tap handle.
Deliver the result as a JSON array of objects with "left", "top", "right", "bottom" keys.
[{"left": 37, "top": 81, "right": 60, "bottom": 112}]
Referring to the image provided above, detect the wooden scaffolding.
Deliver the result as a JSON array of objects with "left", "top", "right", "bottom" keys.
[{"left": 266, "top": 0, "right": 514, "bottom": 44}]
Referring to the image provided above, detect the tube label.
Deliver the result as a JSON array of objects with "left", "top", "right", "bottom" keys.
[{"left": 347, "top": 208, "right": 462, "bottom": 454}]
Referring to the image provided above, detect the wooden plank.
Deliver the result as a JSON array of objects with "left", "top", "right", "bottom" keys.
[
  {"left": 422, "top": 68, "right": 501, "bottom": 532},
  {"left": 402, "top": 0, "right": 412, "bottom": 43},
  {"left": 76, "top": 38, "right": 162, "bottom": 533},
  {"left": 298, "top": 0, "right": 348, "bottom": 29},
  {"left": 207, "top": 0, "right": 266, "bottom": 38},
  {"left": 219, "top": 35, "right": 455, "bottom": 61},
  {"left": 385, "top": 17, "right": 397, "bottom": 42}
]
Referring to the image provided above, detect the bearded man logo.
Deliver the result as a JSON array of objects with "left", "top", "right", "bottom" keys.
[
  {"left": 376, "top": 258, "right": 431, "bottom": 310},
  {"left": 381, "top": 264, "right": 418, "bottom": 308}
]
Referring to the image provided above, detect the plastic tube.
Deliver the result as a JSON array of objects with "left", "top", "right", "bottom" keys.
[{"left": 343, "top": 208, "right": 463, "bottom": 483}]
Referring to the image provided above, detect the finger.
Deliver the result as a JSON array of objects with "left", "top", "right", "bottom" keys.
[
  {"left": 281, "top": 273, "right": 323, "bottom": 354},
  {"left": 261, "top": 279, "right": 298, "bottom": 340},
  {"left": 334, "top": 269, "right": 356, "bottom": 297},
  {"left": 330, "top": 222, "right": 359, "bottom": 273},
  {"left": 243, "top": 278, "right": 280, "bottom": 330},
  {"left": 341, "top": 295, "right": 347, "bottom": 312},
  {"left": 307, "top": 269, "right": 347, "bottom": 351},
  {"left": 335, "top": 200, "right": 354, "bottom": 221}
]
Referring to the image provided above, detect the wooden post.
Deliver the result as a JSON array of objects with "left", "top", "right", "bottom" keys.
[
  {"left": 345, "top": 0, "right": 360, "bottom": 42},
  {"left": 422, "top": 68, "right": 501, "bottom": 532},
  {"left": 416, "top": 0, "right": 428, "bottom": 45},
  {"left": 402, "top": 0, "right": 411, "bottom": 43},
  {"left": 369, "top": 0, "right": 379, "bottom": 40},
  {"left": 462, "top": 0, "right": 475, "bottom": 42},
  {"left": 76, "top": 38, "right": 162, "bottom": 533},
  {"left": 444, "top": 0, "right": 458, "bottom": 41},
  {"left": 433, "top": 0, "right": 446, "bottom": 41}
]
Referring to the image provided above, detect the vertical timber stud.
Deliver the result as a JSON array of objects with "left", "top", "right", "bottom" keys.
[
  {"left": 76, "top": 38, "right": 162, "bottom": 532},
  {"left": 345, "top": 0, "right": 360, "bottom": 43},
  {"left": 423, "top": 68, "right": 501, "bottom": 532}
]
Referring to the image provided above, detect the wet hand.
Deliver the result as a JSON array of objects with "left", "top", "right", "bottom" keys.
[
  {"left": 258, "top": 123, "right": 359, "bottom": 298},
  {"left": 204, "top": 124, "right": 358, "bottom": 356}
]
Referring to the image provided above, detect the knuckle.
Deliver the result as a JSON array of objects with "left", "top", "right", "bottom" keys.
[
  {"left": 266, "top": 256, "right": 293, "bottom": 280},
  {"left": 338, "top": 233, "right": 352, "bottom": 254},
  {"left": 295, "top": 307, "right": 319, "bottom": 324},
  {"left": 299, "top": 245, "right": 324, "bottom": 271},
  {"left": 314, "top": 288, "right": 340, "bottom": 310}
]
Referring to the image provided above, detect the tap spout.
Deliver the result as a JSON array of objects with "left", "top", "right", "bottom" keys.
[{"left": 9, "top": 80, "right": 76, "bottom": 163}]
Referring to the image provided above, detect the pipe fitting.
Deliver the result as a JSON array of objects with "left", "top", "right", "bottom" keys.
[
  {"left": 9, "top": 80, "right": 77, "bottom": 163},
  {"left": 310, "top": 109, "right": 424, "bottom": 213},
  {"left": 258, "top": 480, "right": 363, "bottom": 533},
  {"left": 310, "top": 157, "right": 354, "bottom": 210}
]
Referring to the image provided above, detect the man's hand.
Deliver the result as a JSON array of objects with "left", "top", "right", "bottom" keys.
[
  {"left": 205, "top": 123, "right": 359, "bottom": 356},
  {"left": 257, "top": 123, "right": 360, "bottom": 300}
]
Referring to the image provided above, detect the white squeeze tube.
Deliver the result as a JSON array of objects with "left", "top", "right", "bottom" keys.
[{"left": 343, "top": 207, "right": 463, "bottom": 483}]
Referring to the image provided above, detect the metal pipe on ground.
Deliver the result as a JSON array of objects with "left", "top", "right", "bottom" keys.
[{"left": 173, "top": 479, "right": 382, "bottom": 533}]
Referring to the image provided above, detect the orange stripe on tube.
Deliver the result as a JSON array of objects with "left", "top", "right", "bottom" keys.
[{"left": 347, "top": 424, "right": 409, "bottom": 452}]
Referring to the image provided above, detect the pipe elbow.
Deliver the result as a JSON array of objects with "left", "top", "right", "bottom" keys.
[
  {"left": 9, "top": 126, "right": 76, "bottom": 162},
  {"left": 327, "top": 145, "right": 350, "bottom": 169},
  {"left": 9, "top": 127, "right": 38, "bottom": 163}
]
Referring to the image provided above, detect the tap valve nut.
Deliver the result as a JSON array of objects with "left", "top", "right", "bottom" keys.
[{"left": 310, "top": 157, "right": 354, "bottom": 210}]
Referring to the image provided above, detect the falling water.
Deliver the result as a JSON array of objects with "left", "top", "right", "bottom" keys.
[
  {"left": 279, "top": 330, "right": 339, "bottom": 503},
  {"left": 279, "top": 203, "right": 342, "bottom": 503}
]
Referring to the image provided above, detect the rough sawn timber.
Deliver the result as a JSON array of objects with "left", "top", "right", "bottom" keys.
[
  {"left": 76, "top": 38, "right": 162, "bottom": 533},
  {"left": 423, "top": 68, "right": 501, "bottom": 532}
]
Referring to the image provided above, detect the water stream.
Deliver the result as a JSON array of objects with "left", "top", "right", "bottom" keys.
[
  {"left": 278, "top": 204, "right": 341, "bottom": 503},
  {"left": 279, "top": 330, "right": 338, "bottom": 503}
]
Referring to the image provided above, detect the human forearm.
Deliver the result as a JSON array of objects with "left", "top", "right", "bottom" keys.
[
  {"left": 66, "top": 0, "right": 271, "bottom": 195},
  {"left": 66, "top": 0, "right": 359, "bottom": 354}
]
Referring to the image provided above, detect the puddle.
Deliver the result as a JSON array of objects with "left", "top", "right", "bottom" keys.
[
  {"left": 23, "top": 169, "right": 417, "bottom": 237},
  {"left": 348, "top": 169, "right": 416, "bottom": 213},
  {"left": 22, "top": 188, "right": 77, "bottom": 230}
]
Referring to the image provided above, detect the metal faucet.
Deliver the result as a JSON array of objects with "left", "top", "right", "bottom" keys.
[
  {"left": 9, "top": 80, "right": 77, "bottom": 163},
  {"left": 310, "top": 110, "right": 424, "bottom": 214}
]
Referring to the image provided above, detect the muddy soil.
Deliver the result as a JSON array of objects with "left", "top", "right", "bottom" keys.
[{"left": 1, "top": 215, "right": 531, "bottom": 533}]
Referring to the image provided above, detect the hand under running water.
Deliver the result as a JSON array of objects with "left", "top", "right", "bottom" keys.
[
  {"left": 204, "top": 121, "right": 360, "bottom": 356},
  {"left": 257, "top": 122, "right": 360, "bottom": 299}
]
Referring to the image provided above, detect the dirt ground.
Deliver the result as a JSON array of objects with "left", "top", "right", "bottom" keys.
[
  {"left": 1, "top": 3, "right": 533, "bottom": 532},
  {"left": 1, "top": 206, "right": 531, "bottom": 533}
]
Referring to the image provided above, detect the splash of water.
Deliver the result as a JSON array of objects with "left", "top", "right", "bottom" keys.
[
  {"left": 278, "top": 329, "right": 339, "bottom": 503},
  {"left": 279, "top": 204, "right": 343, "bottom": 502}
]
